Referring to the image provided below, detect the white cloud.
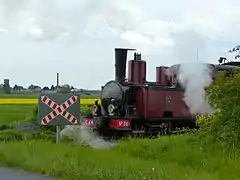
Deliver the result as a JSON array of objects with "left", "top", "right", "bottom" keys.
[{"left": 0, "top": 28, "right": 8, "bottom": 33}]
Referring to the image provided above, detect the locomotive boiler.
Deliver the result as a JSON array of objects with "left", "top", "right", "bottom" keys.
[{"left": 81, "top": 48, "right": 240, "bottom": 137}]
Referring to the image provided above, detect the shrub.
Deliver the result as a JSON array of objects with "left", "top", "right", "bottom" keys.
[
  {"left": 197, "top": 69, "right": 240, "bottom": 147},
  {"left": 81, "top": 105, "right": 93, "bottom": 116},
  {"left": 0, "top": 124, "right": 13, "bottom": 131}
]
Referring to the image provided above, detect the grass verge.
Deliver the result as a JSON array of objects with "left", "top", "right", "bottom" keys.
[{"left": 0, "top": 134, "right": 239, "bottom": 180}]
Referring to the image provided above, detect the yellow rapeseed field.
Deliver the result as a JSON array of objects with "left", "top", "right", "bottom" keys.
[{"left": 0, "top": 98, "right": 100, "bottom": 105}]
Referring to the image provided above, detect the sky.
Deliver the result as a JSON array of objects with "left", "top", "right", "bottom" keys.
[{"left": 0, "top": 0, "right": 239, "bottom": 89}]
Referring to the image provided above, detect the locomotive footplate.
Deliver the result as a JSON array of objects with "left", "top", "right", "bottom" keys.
[{"left": 81, "top": 116, "right": 197, "bottom": 138}]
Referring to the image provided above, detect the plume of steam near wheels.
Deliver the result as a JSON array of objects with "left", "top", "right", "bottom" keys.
[{"left": 60, "top": 123, "right": 116, "bottom": 149}]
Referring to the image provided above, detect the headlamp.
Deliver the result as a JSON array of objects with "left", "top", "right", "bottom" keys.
[{"left": 108, "top": 104, "right": 115, "bottom": 115}]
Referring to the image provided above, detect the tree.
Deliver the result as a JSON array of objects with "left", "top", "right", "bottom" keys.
[
  {"left": 50, "top": 85, "right": 55, "bottom": 90},
  {"left": 28, "top": 84, "right": 35, "bottom": 90},
  {"left": 28, "top": 84, "right": 41, "bottom": 90},
  {"left": 13, "top": 84, "right": 24, "bottom": 91},
  {"left": 197, "top": 69, "right": 240, "bottom": 146},
  {"left": 59, "top": 84, "right": 71, "bottom": 93},
  {"left": 43, "top": 86, "right": 50, "bottom": 90},
  {"left": 13, "top": 84, "right": 18, "bottom": 90}
]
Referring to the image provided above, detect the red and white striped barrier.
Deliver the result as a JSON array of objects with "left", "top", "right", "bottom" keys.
[{"left": 41, "top": 95, "right": 78, "bottom": 125}]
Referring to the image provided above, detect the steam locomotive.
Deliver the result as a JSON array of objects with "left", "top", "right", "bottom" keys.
[{"left": 81, "top": 48, "right": 240, "bottom": 137}]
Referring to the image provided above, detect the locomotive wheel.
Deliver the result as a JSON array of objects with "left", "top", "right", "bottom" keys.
[
  {"left": 146, "top": 121, "right": 173, "bottom": 138},
  {"left": 94, "top": 117, "right": 110, "bottom": 139},
  {"left": 160, "top": 121, "right": 172, "bottom": 136},
  {"left": 164, "top": 121, "right": 172, "bottom": 135},
  {"left": 131, "top": 125, "right": 147, "bottom": 138}
]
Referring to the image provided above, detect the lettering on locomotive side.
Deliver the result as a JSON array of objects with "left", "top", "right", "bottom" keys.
[{"left": 165, "top": 95, "right": 172, "bottom": 104}]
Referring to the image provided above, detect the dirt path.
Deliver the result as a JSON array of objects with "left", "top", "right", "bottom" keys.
[{"left": 0, "top": 167, "right": 54, "bottom": 180}]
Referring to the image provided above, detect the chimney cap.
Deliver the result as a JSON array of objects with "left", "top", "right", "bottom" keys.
[{"left": 115, "top": 48, "right": 136, "bottom": 51}]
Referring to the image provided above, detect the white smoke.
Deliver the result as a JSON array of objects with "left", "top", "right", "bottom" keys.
[
  {"left": 178, "top": 62, "right": 213, "bottom": 115},
  {"left": 170, "top": 31, "right": 214, "bottom": 115},
  {"left": 60, "top": 124, "right": 116, "bottom": 149}
]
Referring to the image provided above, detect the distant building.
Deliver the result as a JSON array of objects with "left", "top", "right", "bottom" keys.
[{"left": 33, "top": 87, "right": 42, "bottom": 93}]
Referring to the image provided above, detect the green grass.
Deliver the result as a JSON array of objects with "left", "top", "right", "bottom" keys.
[
  {"left": 0, "top": 93, "right": 38, "bottom": 98},
  {"left": 0, "top": 136, "right": 239, "bottom": 180},
  {"left": 0, "top": 105, "right": 34, "bottom": 124}
]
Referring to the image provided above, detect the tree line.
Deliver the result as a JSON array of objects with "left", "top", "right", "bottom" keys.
[{"left": 1, "top": 79, "right": 75, "bottom": 94}]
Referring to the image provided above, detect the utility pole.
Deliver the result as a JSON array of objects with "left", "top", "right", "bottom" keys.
[{"left": 56, "top": 72, "right": 60, "bottom": 143}]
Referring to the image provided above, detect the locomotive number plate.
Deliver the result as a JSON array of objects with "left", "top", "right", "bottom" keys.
[
  {"left": 82, "top": 118, "right": 95, "bottom": 127},
  {"left": 118, "top": 120, "right": 130, "bottom": 127},
  {"left": 111, "top": 119, "right": 131, "bottom": 129}
]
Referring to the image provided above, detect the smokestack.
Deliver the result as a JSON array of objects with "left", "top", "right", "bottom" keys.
[
  {"left": 114, "top": 48, "right": 135, "bottom": 83},
  {"left": 134, "top": 53, "right": 142, "bottom": 60}
]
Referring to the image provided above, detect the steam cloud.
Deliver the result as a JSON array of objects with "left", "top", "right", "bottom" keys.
[
  {"left": 60, "top": 124, "right": 116, "bottom": 149},
  {"left": 170, "top": 31, "right": 214, "bottom": 115},
  {"left": 177, "top": 62, "right": 213, "bottom": 115}
]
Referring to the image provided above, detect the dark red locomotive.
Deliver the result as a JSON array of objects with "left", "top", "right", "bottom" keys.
[{"left": 82, "top": 48, "right": 240, "bottom": 137}]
